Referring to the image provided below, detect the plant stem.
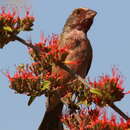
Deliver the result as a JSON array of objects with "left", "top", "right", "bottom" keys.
[
  {"left": 13, "top": 34, "right": 39, "bottom": 51},
  {"left": 109, "top": 103, "right": 129, "bottom": 121}
]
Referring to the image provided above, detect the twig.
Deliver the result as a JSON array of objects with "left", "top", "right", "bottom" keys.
[
  {"left": 55, "top": 62, "right": 90, "bottom": 87},
  {"left": 12, "top": 34, "right": 129, "bottom": 121},
  {"left": 109, "top": 103, "right": 129, "bottom": 121},
  {"left": 11, "top": 33, "right": 40, "bottom": 51}
]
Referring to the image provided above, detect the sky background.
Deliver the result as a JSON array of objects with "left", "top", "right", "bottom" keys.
[{"left": 0, "top": 0, "right": 130, "bottom": 130}]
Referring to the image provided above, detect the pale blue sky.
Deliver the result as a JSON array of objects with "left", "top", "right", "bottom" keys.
[{"left": 0, "top": 0, "right": 130, "bottom": 130}]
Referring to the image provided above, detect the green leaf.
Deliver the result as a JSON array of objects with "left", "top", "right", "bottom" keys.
[
  {"left": 40, "top": 80, "right": 51, "bottom": 91},
  {"left": 28, "top": 96, "right": 36, "bottom": 106},
  {"left": 90, "top": 88, "right": 102, "bottom": 96},
  {"left": 77, "top": 100, "right": 89, "bottom": 106},
  {"left": 3, "top": 26, "right": 13, "bottom": 32}
]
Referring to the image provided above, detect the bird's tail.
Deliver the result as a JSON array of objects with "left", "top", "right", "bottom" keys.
[{"left": 38, "top": 96, "right": 63, "bottom": 130}]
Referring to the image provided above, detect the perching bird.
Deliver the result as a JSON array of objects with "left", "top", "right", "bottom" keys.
[{"left": 38, "top": 7, "right": 97, "bottom": 130}]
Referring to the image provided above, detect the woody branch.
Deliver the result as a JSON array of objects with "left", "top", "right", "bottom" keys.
[{"left": 11, "top": 33, "right": 129, "bottom": 121}]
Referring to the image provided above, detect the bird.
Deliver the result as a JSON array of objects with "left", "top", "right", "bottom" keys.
[{"left": 38, "top": 7, "right": 97, "bottom": 130}]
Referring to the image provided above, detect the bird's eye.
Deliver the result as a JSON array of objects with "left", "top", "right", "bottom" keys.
[{"left": 76, "top": 10, "right": 81, "bottom": 15}]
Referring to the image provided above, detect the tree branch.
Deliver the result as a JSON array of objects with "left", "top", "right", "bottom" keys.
[
  {"left": 109, "top": 103, "right": 129, "bottom": 121},
  {"left": 12, "top": 34, "right": 129, "bottom": 121},
  {"left": 12, "top": 34, "right": 39, "bottom": 51}
]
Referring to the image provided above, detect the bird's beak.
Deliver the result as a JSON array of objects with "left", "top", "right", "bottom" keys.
[{"left": 86, "top": 9, "right": 97, "bottom": 19}]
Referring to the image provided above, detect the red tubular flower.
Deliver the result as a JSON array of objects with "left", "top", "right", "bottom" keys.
[
  {"left": 28, "top": 34, "right": 68, "bottom": 64},
  {"left": 6, "top": 68, "right": 42, "bottom": 96},
  {"left": 0, "top": 7, "right": 35, "bottom": 48},
  {"left": 61, "top": 108, "right": 130, "bottom": 130},
  {"left": 88, "top": 67, "right": 124, "bottom": 106},
  {"left": 6, "top": 35, "right": 69, "bottom": 96}
]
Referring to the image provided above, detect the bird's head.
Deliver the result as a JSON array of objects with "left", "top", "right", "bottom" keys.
[{"left": 63, "top": 8, "right": 97, "bottom": 33}]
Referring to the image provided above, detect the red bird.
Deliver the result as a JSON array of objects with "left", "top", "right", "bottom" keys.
[{"left": 38, "top": 8, "right": 97, "bottom": 130}]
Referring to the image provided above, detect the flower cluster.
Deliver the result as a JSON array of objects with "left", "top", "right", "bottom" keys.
[
  {"left": 88, "top": 67, "right": 124, "bottom": 106},
  {"left": 60, "top": 67, "right": 125, "bottom": 111},
  {"left": 7, "top": 64, "right": 42, "bottom": 96},
  {"left": 7, "top": 35, "right": 69, "bottom": 96},
  {"left": 0, "top": 7, "right": 35, "bottom": 48},
  {"left": 6, "top": 35, "right": 126, "bottom": 108},
  {"left": 29, "top": 34, "right": 68, "bottom": 63},
  {"left": 61, "top": 108, "right": 130, "bottom": 130}
]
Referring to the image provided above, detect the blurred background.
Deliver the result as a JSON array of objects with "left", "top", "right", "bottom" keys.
[{"left": 0, "top": 0, "right": 130, "bottom": 129}]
